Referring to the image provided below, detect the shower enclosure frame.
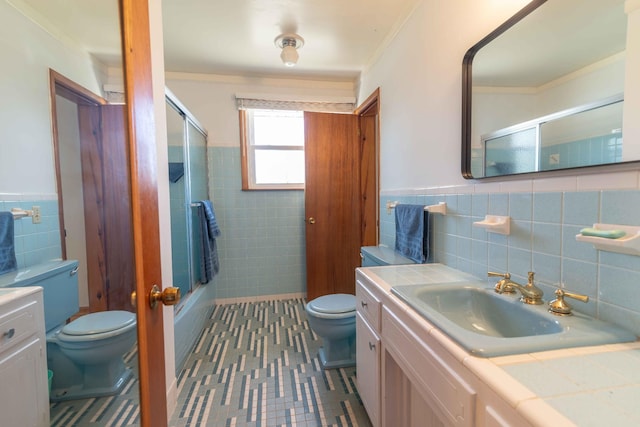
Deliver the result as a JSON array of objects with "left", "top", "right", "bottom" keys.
[{"left": 166, "top": 88, "right": 209, "bottom": 305}]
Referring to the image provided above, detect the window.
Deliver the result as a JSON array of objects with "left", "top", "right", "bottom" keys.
[{"left": 241, "top": 109, "right": 305, "bottom": 190}]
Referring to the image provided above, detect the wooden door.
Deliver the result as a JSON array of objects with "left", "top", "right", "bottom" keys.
[
  {"left": 77, "top": 104, "right": 135, "bottom": 312},
  {"left": 305, "top": 112, "right": 361, "bottom": 300},
  {"left": 120, "top": 0, "right": 168, "bottom": 425}
]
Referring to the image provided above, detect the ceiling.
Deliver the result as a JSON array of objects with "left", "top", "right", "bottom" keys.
[
  {"left": 473, "top": 0, "right": 627, "bottom": 87},
  {"left": 14, "top": 0, "right": 421, "bottom": 82}
]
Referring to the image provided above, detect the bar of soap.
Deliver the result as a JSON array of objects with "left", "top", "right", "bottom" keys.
[{"left": 580, "top": 228, "right": 626, "bottom": 239}]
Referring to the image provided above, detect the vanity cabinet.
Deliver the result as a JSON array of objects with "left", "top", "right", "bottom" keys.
[
  {"left": 382, "top": 304, "right": 476, "bottom": 427},
  {"left": 355, "top": 279, "right": 382, "bottom": 427},
  {"left": 0, "top": 287, "right": 49, "bottom": 427},
  {"left": 356, "top": 270, "right": 532, "bottom": 427}
]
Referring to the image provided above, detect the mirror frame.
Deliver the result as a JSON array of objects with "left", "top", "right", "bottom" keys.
[{"left": 461, "top": 0, "right": 629, "bottom": 180}]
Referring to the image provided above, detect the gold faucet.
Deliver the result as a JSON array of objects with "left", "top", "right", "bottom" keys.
[
  {"left": 489, "top": 271, "right": 544, "bottom": 305},
  {"left": 548, "top": 288, "right": 589, "bottom": 316},
  {"left": 487, "top": 271, "right": 517, "bottom": 294}
]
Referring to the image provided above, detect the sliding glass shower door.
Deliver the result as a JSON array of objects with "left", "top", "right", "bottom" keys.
[
  {"left": 187, "top": 121, "right": 208, "bottom": 287},
  {"left": 166, "top": 93, "right": 209, "bottom": 300}
]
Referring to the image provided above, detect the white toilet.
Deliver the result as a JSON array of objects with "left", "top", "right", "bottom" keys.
[
  {"left": 305, "top": 293, "right": 356, "bottom": 369},
  {"left": 4, "top": 260, "right": 137, "bottom": 401}
]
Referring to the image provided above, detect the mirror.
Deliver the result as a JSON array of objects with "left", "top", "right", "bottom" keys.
[
  {"left": 462, "top": 0, "right": 629, "bottom": 179},
  {"left": 0, "top": 0, "right": 142, "bottom": 422}
]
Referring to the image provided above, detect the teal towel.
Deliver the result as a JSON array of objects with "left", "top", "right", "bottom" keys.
[
  {"left": 394, "top": 204, "right": 429, "bottom": 263},
  {"left": 0, "top": 212, "right": 17, "bottom": 274}
]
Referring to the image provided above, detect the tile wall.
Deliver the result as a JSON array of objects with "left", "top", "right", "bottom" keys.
[
  {"left": 380, "top": 189, "right": 640, "bottom": 336},
  {"left": 208, "top": 147, "right": 306, "bottom": 299},
  {"left": 0, "top": 196, "right": 61, "bottom": 269},
  {"left": 540, "top": 132, "right": 623, "bottom": 170}
]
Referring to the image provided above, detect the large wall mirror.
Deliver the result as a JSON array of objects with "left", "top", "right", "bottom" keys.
[{"left": 462, "top": 0, "right": 629, "bottom": 179}]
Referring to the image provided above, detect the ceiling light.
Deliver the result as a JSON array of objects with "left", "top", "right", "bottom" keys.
[{"left": 275, "top": 33, "right": 304, "bottom": 67}]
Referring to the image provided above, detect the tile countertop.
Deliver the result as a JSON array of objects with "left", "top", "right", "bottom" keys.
[
  {"left": 357, "top": 264, "right": 640, "bottom": 427},
  {"left": 0, "top": 285, "right": 41, "bottom": 304}
]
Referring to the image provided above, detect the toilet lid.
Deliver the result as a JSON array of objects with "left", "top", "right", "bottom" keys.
[
  {"left": 62, "top": 311, "right": 136, "bottom": 336},
  {"left": 308, "top": 294, "right": 355, "bottom": 314}
]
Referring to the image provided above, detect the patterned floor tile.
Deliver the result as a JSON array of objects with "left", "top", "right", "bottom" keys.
[{"left": 49, "top": 298, "right": 372, "bottom": 427}]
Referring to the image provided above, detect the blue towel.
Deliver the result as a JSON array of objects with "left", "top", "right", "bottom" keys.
[
  {"left": 0, "top": 211, "right": 17, "bottom": 274},
  {"left": 394, "top": 204, "right": 429, "bottom": 263},
  {"left": 197, "top": 200, "right": 221, "bottom": 283},
  {"left": 168, "top": 162, "right": 184, "bottom": 183}
]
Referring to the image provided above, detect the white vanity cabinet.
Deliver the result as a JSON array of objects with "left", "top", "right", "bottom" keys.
[
  {"left": 356, "top": 279, "right": 382, "bottom": 427},
  {"left": 356, "top": 270, "right": 532, "bottom": 427},
  {"left": 0, "top": 287, "right": 49, "bottom": 427}
]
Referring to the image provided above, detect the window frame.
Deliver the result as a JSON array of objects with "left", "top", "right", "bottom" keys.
[{"left": 239, "top": 109, "right": 305, "bottom": 191}]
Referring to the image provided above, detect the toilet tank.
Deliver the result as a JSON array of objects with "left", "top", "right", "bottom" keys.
[
  {"left": 360, "top": 246, "right": 415, "bottom": 267},
  {"left": 0, "top": 260, "right": 79, "bottom": 332}
]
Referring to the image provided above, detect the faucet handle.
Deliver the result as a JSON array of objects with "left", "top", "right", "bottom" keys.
[
  {"left": 488, "top": 271, "right": 516, "bottom": 294},
  {"left": 548, "top": 289, "right": 589, "bottom": 316},
  {"left": 488, "top": 271, "right": 510, "bottom": 279}
]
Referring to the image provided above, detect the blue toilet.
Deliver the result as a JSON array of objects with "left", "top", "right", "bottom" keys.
[
  {"left": 3, "top": 260, "right": 137, "bottom": 401},
  {"left": 305, "top": 246, "right": 415, "bottom": 369},
  {"left": 305, "top": 293, "right": 357, "bottom": 369}
]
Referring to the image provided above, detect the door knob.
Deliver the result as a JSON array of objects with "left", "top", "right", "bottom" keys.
[
  {"left": 149, "top": 285, "right": 181, "bottom": 309},
  {"left": 308, "top": 217, "right": 316, "bottom": 224}
]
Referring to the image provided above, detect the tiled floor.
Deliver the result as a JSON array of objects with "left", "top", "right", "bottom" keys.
[
  {"left": 49, "top": 348, "right": 140, "bottom": 426},
  {"left": 49, "top": 298, "right": 372, "bottom": 427}
]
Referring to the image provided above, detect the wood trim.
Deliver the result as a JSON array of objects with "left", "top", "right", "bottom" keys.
[
  {"left": 49, "top": 70, "right": 108, "bottom": 260},
  {"left": 120, "top": 0, "right": 168, "bottom": 425},
  {"left": 239, "top": 110, "right": 250, "bottom": 190},
  {"left": 50, "top": 69, "right": 107, "bottom": 106},
  {"left": 354, "top": 87, "right": 380, "bottom": 116},
  {"left": 356, "top": 89, "right": 380, "bottom": 245}
]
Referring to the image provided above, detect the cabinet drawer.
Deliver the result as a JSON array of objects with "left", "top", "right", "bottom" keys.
[
  {"left": 356, "top": 280, "right": 381, "bottom": 331},
  {"left": 0, "top": 300, "right": 39, "bottom": 354},
  {"left": 383, "top": 306, "right": 476, "bottom": 427}
]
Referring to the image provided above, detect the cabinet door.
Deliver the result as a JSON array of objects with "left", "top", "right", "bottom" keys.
[
  {"left": 356, "top": 312, "right": 380, "bottom": 427},
  {"left": 0, "top": 337, "right": 48, "bottom": 427},
  {"left": 382, "top": 307, "right": 476, "bottom": 427}
]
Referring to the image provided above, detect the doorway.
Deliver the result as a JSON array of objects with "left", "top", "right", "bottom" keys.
[{"left": 50, "top": 70, "right": 135, "bottom": 314}]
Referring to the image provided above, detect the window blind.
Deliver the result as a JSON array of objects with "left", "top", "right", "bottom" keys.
[{"left": 235, "top": 94, "right": 355, "bottom": 113}]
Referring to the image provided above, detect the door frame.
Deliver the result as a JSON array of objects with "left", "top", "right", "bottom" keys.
[{"left": 355, "top": 88, "right": 380, "bottom": 247}]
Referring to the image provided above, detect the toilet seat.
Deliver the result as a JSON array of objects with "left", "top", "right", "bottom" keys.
[
  {"left": 58, "top": 311, "right": 136, "bottom": 342},
  {"left": 307, "top": 294, "right": 355, "bottom": 319}
]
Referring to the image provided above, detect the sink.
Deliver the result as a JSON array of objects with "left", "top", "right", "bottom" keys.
[
  {"left": 392, "top": 282, "right": 637, "bottom": 357},
  {"left": 406, "top": 284, "right": 562, "bottom": 338}
]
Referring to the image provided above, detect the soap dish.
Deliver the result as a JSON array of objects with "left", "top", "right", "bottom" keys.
[
  {"left": 473, "top": 215, "right": 510, "bottom": 235},
  {"left": 575, "top": 223, "right": 640, "bottom": 256}
]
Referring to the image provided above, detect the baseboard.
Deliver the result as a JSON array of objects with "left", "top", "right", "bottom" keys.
[
  {"left": 214, "top": 292, "right": 306, "bottom": 305},
  {"left": 166, "top": 375, "right": 178, "bottom": 420}
]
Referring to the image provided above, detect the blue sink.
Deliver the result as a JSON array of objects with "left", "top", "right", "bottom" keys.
[{"left": 392, "top": 282, "right": 637, "bottom": 357}]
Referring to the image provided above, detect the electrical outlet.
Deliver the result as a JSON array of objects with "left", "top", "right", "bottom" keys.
[{"left": 32, "top": 206, "right": 41, "bottom": 224}]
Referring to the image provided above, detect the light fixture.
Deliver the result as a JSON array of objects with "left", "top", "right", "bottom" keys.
[{"left": 274, "top": 33, "right": 304, "bottom": 67}]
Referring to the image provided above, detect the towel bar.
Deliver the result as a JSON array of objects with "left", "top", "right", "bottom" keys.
[
  {"left": 11, "top": 208, "right": 33, "bottom": 220},
  {"left": 10, "top": 207, "right": 41, "bottom": 223},
  {"left": 385, "top": 201, "right": 447, "bottom": 215}
]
